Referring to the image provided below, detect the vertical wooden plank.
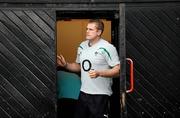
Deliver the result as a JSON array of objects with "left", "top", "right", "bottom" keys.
[{"left": 119, "top": 3, "right": 127, "bottom": 118}]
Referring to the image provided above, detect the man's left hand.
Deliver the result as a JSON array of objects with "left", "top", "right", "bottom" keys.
[{"left": 88, "top": 70, "right": 100, "bottom": 79}]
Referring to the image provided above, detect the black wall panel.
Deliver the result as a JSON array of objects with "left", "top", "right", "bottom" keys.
[
  {"left": 126, "top": 3, "right": 180, "bottom": 118},
  {"left": 0, "top": 10, "right": 56, "bottom": 118}
]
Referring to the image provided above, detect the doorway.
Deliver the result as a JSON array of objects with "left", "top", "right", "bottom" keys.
[{"left": 56, "top": 11, "right": 122, "bottom": 118}]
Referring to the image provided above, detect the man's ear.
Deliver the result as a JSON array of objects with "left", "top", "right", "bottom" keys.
[{"left": 97, "top": 30, "right": 102, "bottom": 36}]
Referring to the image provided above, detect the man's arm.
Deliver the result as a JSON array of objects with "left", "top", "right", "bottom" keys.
[
  {"left": 65, "top": 62, "right": 81, "bottom": 73},
  {"left": 89, "top": 64, "right": 120, "bottom": 78},
  {"left": 57, "top": 55, "right": 81, "bottom": 73}
]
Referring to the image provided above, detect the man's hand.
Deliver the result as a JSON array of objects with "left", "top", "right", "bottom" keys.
[
  {"left": 57, "top": 55, "right": 81, "bottom": 73},
  {"left": 88, "top": 64, "right": 120, "bottom": 79},
  {"left": 57, "top": 55, "right": 67, "bottom": 68},
  {"left": 88, "top": 70, "right": 99, "bottom": 79}
]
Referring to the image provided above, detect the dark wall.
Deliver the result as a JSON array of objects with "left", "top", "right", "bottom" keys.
[
  {"left": 0, "top": 10, "right": 56, "bottom": 118},
  {"left": 126, "top": 3, "right": 180, "bottom": 118}
]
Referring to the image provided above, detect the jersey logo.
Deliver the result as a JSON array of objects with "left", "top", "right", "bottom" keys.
[{"left": 95, "top": 51, "right": 98, "bottom": 56}]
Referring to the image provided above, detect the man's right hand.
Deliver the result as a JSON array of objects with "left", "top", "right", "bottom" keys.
[
  {"left": 57, "top": 55, "right": 81, "bottom": 73},
  {"left": 57, "top": 55, "right": 67, "bottom": 68}
]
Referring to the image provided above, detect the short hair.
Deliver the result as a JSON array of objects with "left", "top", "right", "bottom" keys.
[{"left": 88, "top": 19, "right": 104, "bottom": 35}]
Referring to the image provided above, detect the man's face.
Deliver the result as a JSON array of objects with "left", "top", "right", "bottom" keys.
[{"left": 86, "top": 23, "right": 101, "bottom": 40}]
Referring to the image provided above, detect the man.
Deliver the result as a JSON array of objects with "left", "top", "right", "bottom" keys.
[{"left": 57, "top": 19, "right": 120, "bottom": 118}]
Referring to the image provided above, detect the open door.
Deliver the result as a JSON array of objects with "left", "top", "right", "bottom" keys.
[{"left": 56, "top": 11, "right": 127, "bottom": 118}]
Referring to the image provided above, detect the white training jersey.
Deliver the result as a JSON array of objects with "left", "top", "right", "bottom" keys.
[{"left": 76, "top": 38, "right": 120, "bottom": 96}]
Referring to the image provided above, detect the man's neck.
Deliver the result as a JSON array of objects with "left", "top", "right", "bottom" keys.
[{"left": 89, "top": 37, "right": 101, "bottom": 46}]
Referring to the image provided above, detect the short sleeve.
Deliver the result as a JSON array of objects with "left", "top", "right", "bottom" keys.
[
  {"left": 98, "top": 45, "right": 120, "bottom": 67},
  {"left": 75, "top": 45, "right": 83, "bottom": 63}
]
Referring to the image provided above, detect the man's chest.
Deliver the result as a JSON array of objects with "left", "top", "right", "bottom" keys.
[{"left": 79, "top": 48, "right": 107, "bottom": 68}]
